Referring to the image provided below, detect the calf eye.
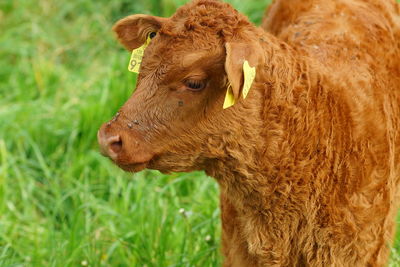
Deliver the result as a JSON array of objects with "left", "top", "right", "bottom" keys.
[{"left": 185, "top": 80, "right": 206, "bottom": 91}]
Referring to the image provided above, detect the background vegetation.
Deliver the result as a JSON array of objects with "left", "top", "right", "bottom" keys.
[{"left": 0, "top": 0, "right": 399, "bottom": 266}]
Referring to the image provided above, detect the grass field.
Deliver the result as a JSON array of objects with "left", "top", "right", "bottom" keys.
[{"left": 1, "top": 0, "right": 400, "bottom": 266}]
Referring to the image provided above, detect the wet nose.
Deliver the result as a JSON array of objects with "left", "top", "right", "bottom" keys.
[{"left": 97, "top": 126, "right": 123, "bottom": 160}]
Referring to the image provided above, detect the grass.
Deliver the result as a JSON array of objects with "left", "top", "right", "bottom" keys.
[{"left": 0, "top": 0, "right": 399, "bottom": 266}]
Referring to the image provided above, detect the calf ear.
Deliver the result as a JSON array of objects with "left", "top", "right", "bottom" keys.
[
  {"left": 113, "top": 15, "right": 167, "bottom": 50},
  {"left": 224, "top": 42, "right": 263, "bottom": 100}
]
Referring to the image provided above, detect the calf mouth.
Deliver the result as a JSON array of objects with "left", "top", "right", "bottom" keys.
[{"left": 116, "top": 162, "right": 149, "bottom": 172}]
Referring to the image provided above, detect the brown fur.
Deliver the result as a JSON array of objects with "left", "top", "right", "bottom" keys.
[{"left": 98, "top": 0, "right": 400, "bottom": 266}]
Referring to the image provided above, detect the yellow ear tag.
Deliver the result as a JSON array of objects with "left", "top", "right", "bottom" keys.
[
  {"left": 223, "top": 84, "right": 236, "bottom": 109},
  {"left": 242, "top": 60, "right": 256, "bottom": 99},
  {"left": 128, "top": 33, "right": 153, "bottom": 73}
]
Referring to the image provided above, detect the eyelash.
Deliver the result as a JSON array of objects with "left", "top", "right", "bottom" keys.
[{"left": 185, "top": 80, "right": 206, "bottom": 91}]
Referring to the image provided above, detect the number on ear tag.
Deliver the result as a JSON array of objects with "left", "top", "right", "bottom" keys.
[{"left": 128, "top": 34, "right": 153, "bottom": 73}]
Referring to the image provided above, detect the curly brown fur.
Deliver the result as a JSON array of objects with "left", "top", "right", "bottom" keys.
[{"left": 98, "top": 0, "right": 400, "bottom": 266}]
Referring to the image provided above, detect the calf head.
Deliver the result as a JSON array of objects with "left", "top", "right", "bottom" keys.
[{"left": 98, "top": 0, "right": 265, "bottom": 173}]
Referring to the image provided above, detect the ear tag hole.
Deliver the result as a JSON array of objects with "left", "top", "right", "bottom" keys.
[{"left": 149, "top": 32, "right": 157, "bottom": 39}]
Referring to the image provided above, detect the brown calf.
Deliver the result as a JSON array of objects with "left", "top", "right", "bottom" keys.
[{"left": 98, "top": 0, "right": 400, "bottom": 265}]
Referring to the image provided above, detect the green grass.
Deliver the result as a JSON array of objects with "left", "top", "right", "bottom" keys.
[{"left": 0, "top": 0, "right": 399, "bottom": 266}]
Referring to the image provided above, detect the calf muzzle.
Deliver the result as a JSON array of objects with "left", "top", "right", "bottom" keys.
[{"left": 97, "top": 121, "right": 155, "bottom": 172}]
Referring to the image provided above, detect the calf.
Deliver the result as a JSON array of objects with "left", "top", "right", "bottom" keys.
[{"left": 98, "top": 0, "right": 400, "bottom": 265}]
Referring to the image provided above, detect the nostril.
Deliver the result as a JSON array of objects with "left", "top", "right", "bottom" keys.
[
  {"left": 101, "top": 135, "right": 122, "bottom": 159},
  {"left": 110, "top": 139, "right": 123, "bottom": 154}
]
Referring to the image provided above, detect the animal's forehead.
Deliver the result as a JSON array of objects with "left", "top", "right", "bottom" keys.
[
  {"left": 142, "top": 40, "right": 220, "bottom": 73},
  {"left": 147, "top": 31, "right": 220, "bottom": 62},
  {"left": 140, "top": 35, "right": 224, "bottom": 80}
]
